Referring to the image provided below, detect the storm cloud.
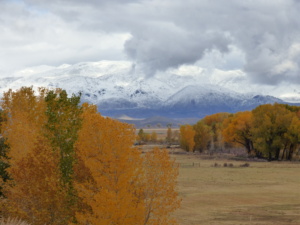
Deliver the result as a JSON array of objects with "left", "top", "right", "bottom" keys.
[{"left": 1, "top": 0, "right": 300, "bottom": 84}]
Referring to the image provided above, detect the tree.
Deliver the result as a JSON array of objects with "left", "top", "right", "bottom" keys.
[
  {"left": 138, "top": 128, "right": 145, "bottom": 143},
  {"left": 44, "top": 89, "right": 82, "bottom": 187},
  {"left": 43, "top": 89, "right": 83, "bottom": 222},
  {"left": 0, "top": 137, "right": 10, "bottom": 198},
  {"left": 202, "top": 113, "right": 230, "bottom": 151},
  {"left": 1, "top": 87, "right": 181, "bottom": 224},
  {"left": 166, "top": 127, "right": 172, "bottom": 143},
  {"left": 222, "top": 111, "right": 254, "bottom": 155},
  {"left": 0, "top": 87, "right": 82, "bottom": 224},
  {"left": 193, "top": 121, "right": 212, "bottom": 152},
  {"left": 0, "top": 87, "right": 70, "bottom": 224},
  {"left": 251, "top": 104, "right": 295, "bottom": 160},
  {"left": 143, "top": 148, "right": 181, "bottom": 225},
  {"left": 75, "top": 103, "right": 181, "bottom": 224},
  {"left": 281, "top": 116, "right": 300, "bottom": 160},
  {"left": 0, "top": 110, "right": 10, "bottom": 198},
  {"left": 180, "top": 125, "right": 195, "bottom": 152},
  {"left": 2, "top": 138, "right": 68, "bottom": 225},
  {"left": 151, "top": 131, "right": 157, "bottom": 142},
  {"left": 75, "top": 103, "right": 145, "bottom": 224},
  {"left": 1, "top": 87, "right": 47, "bottom": 162}
]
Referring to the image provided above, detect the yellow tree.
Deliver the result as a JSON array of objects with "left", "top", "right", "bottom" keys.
[
  {"left": 1, "top": 87, "right": 47, "bottom": 162},
  {"left": 75, "top": 103, "right": 145, "bottom": 224},
  {"left": 202, "top": 112, "right": 230, "bottom": 150},
  {"left": 151, "top": 131, "right": 158, "bottom": 142},
  {"left": 0, "top": 87, "right": 70, "bottom": 224},
  {"left": 282, "top": 116, "right": 300, "bottom": 160},
  {"left": 143, "top": 148, "right": 181, "bottom": 225},
  {"left": 222, "top": 111, "right": 254, "bottom": 154},
  {"left": 75, "top": 103, "right": 181, "bottom": 224},
  {"left": 251, "top": 104, "right": 295, "bottom": 160},
  {"left": 3, "top": 138, "right": 67, "bottom": 224},
  {"left": 180, "top": 125, "right": 195, "bottom": 152},
  {"left": 1, "top": 87, "right": 82, "bottom": 224},
  {"left": 193, "top": 121, "right": 212, "bottom": 152}
]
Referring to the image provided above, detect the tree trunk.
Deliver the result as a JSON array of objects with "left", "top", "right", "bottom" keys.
[
  {"left": 281, "top": 142, "right": 289, "bottom": 160},
  {"left": 287, "top": 144, "right": 295, "bottom": 161},
  {"left": 275, "top": 148, "right": 281, "bottom": 160}
]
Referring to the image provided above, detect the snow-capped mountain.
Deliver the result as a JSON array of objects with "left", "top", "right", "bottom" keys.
[{"left": 0, "top": 60, "right": 299, "bottom": 118}]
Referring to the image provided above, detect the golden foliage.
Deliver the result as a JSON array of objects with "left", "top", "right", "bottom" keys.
[
  {"left": 180, "top": 125, "right": 195, "bottom": 152},
  {"left": 75, "top": 103, "right": 180, "bottom": 224},
  {"left": 1, "top": 89, "right": 181, "bottom": 224},
  {"left": 75, "top": 103, "right": 145, "bottom": 224},
  {"left": 143, "top": 148, "right": 181, "bottom": 225},
  {"left": 222, "top": 111, "right": 253, "bottom": 153},
  {"left": 1, "top": 87, "right": 47, "bottom": 162},
  {"left": 3, "top": 138, "right": 67, "bottom": 225}
]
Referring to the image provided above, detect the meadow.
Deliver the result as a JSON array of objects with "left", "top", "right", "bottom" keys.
[
  {"left": 172, "top": 153, "right": 300, "bottom": 225},
  {"left": 139, "top": 128, "right": 300, "bottom": 224}
]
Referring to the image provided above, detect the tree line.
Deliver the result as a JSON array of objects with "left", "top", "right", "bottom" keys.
[
  {"left": 136, "top": 126, "right": 179, "bottom": 144},
  {"left": 0, "top": 87, "right": 180, "bottom": 225},
  {"left": 180, "top": 103, "right": 300, "bottom": 161}
]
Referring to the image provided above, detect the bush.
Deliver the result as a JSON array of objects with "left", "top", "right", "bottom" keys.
[
  {"left": 228, "top": 163, "right": 234, "bottom": 167},
  {"left": 223, "top": 163, "right": 227, "bottom": 167},
  {"left": 240, "top": 163, "right": 250, "bottom": 167}
]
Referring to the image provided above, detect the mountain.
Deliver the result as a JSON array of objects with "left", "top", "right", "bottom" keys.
[{"left": 0, "top": 60, "right": 299, "bottom": 120}]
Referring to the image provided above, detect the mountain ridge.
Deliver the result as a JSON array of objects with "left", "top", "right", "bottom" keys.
[{"left": 0, "top": 60, "right": 299, "bottom": 119}]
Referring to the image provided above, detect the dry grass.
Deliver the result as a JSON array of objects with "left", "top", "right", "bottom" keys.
[
  {"left": 0, "top": 218, "right": 30, "bottom": 225},
  {"left": 172, "top": 153, "right": 300, "bottom": 225}
]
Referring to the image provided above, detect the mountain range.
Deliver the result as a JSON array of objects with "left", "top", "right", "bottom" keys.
[{"left": 0, "top": 60, "right": 299, "bottom": 123}]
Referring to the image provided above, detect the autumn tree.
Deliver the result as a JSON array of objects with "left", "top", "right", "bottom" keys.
[
  {"left": 75, "top": 103, "right": 180, "bottom": 224},
  {"left": 202, "top": 113, "right": 230, "bottom": 151},
  {"left": 1, "top": 87, "right": 181, "bottom": 224},
  {"left": 193, "top": 121, "right": 212, "bottom": 152},
  {"left": 138, "top": 128, "right": 145, "bottom": 143},
  {"left": 75, "top": 103, "right": 145, "bottom": 224},
  {"left": 151, "top": 131, "right": 158, "bottom": 142},
  {"left": 222, "top": 111, "right": 254, "bottom": 155},
  {"left": 2, "top": 138, "right": 68, "bottom": 224},
  {"left": 1, "top": 87, "right": 47, "bottom": 161},
  {"left": 166, "top": 127, "right": 172, "bottom": 144},
  {"left": 251, "top": 104, "right": 296, "bottom": 160},
  {"left": 180, "top": 125, "right": 195, "bottom": 152},
  {"left": 143, "top": 148, "right": 181, "bottom": 224},
  {"left": 0, "top": 87, "right": 82, "bottom": 224}
]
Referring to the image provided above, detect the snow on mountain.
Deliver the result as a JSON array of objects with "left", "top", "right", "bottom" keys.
[{"left": 0, "top": 60, "right": 299, "bottom": 118}]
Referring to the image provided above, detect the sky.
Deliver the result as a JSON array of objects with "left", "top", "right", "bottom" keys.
[{"left": 1, "top": 0, "right": 300, "bottom": 86}]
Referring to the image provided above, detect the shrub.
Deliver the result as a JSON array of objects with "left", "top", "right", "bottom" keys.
[
  {"left": 240, "top": 163, "right": 250, "bottom": 167},
  {"left": 223, "top": 163, "right": 227, "bottom": 167},
  {"left": 213, "top": 162, "right": 220, "bottom": 167}
]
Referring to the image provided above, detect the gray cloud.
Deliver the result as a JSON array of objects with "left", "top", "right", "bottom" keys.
[{"left": 1, "top": 0, "right": 300, "bottom": 84}]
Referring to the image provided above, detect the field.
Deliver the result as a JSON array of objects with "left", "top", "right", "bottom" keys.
[
  {"left": 140, "top": 128, "right": 300, "bottom": 224},
  {"left": 172, "top": 153, "right": 300, "bottom": 225}
]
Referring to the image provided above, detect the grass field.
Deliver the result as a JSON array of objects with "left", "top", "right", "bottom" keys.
[{"left": 171, "top": 153, "right": 300, "bottom": 225}]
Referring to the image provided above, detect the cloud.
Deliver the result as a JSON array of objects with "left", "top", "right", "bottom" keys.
[{"left": 1, "top": 0, "right": 300, "bottom": 85}]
